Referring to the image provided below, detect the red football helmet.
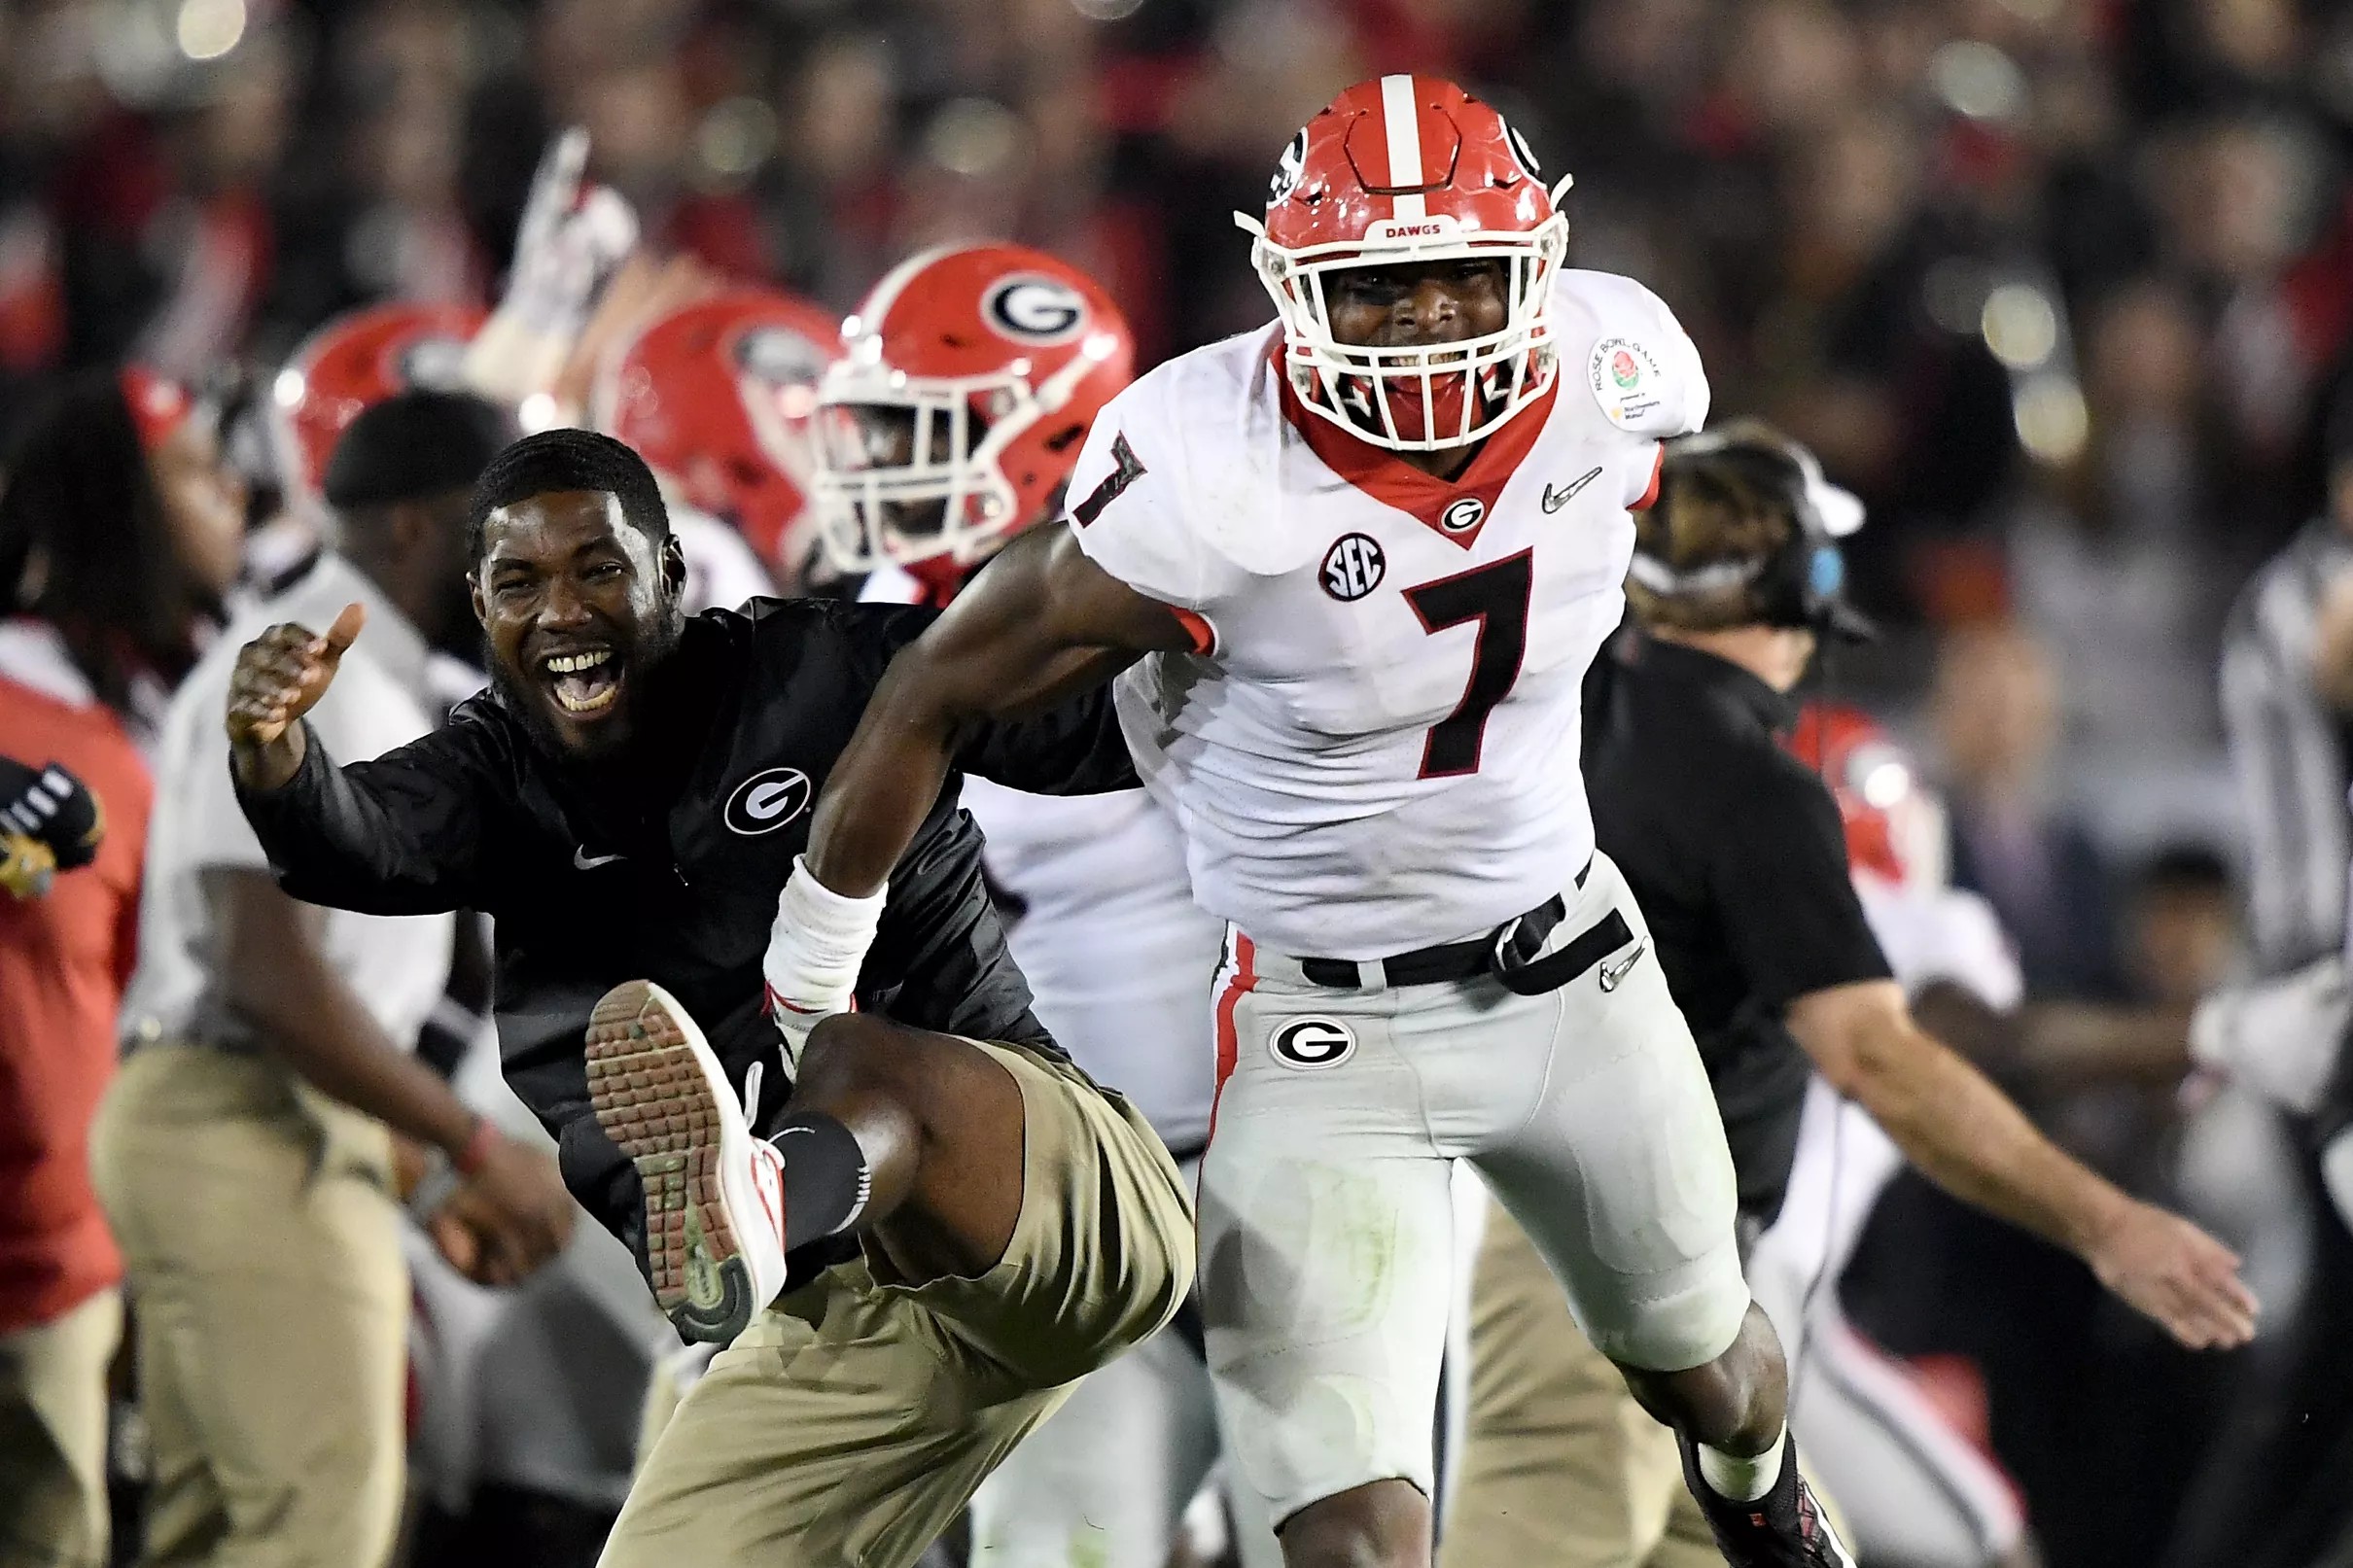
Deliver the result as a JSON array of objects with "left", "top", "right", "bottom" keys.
[
  {"left": 1240, "top": 75, "right": 1571, "bottom": 452},
  {"left": 269, "top": 302, "right": 488, "bottom": 510},
  {"left": 1785, "top": 703, "right": 1949, "bottom": 894},
  {"left": 593, "top": 288, "right": 841, "bottom": 568},
  {"left": 811, "top": 242, "right": 1134, "bottom": 573}
]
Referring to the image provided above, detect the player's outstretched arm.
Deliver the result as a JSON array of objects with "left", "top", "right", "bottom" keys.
[
  {"left": 805, "top": 523, "right": 1194, "bottom": 901},
  {"left": 1788, "top": 978, "right": 2260, "bottom": 1350},
  {"left": 761, "top": 526, "right": 1195, "bottom": 1065},
  {"left": 228, "top": 602, "right": 495, "bottom": 918}
]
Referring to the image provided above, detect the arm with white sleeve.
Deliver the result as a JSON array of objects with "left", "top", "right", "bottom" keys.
[{"left": 776, "top": 395, "right": 1212, "bottom": 1061}]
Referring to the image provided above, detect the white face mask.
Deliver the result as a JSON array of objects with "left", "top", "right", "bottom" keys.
[
  {"left": 1238, "top": 207, "right": 1571, "bottom": 452},
  {"left": 808, "top": 336, "right": 1113, "bottom": 572}
]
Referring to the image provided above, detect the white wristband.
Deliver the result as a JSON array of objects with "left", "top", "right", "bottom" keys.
[{"left": 763, "top": 857, "right": 887, "bottom": 1019}]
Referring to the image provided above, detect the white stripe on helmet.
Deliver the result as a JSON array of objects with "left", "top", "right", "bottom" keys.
[{"left": 1380, "top": 75, "right": 1427, "bottom": 222}]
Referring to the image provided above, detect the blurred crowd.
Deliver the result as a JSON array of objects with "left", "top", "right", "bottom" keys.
[
  {"left": 5, "top": 0, "right": 2353, "bottom": 1565},
  {"left": 6, "top": 0, "right": 2353, "bottom": 836}
]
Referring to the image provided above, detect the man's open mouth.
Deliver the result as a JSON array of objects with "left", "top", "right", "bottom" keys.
[{"left": 543, "top": 647, "right": 621, "bottom": 715}]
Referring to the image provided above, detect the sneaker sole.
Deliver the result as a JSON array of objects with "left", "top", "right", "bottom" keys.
[{"left": 585, "top": 980, "right": 760, "bottom": 1344}]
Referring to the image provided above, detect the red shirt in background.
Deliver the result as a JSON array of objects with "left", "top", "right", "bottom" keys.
[{"left": 0, "top": 624, "right": 152, "bottom": 1334}]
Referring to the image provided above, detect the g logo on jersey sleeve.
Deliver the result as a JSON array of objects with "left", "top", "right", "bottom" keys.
[
  {"left": 723, "top": 767, "right": 813, "bottom": 835},
  {"left": 1270, "top": 1017, "right": 1356, "bottom": 1069},
  {"left": 1321, "top": 533, "right": 1387, "bottom": 602}
]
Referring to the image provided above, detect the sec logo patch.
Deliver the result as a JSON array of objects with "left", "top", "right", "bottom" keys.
[
  {"left": 1321, "top": 533, "right": 1387, "bottom": 602},
  {"left": 723, "top": 767, "right": 813, "bottom": 836},
  {"left": 1270, "top": 1017, "right": 1356, "bottom": 1069}
]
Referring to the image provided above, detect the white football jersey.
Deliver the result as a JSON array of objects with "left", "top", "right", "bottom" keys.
[
  {"left": 859, "top": 570, "right": 1221, "bottom": 1151},
  {"left": 1070, "top": 269, "right": 1708, "bottom": 958}
]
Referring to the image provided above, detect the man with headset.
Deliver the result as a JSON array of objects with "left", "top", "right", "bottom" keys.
[{"left": 1438, "top": 421, "right": 2256, "bottom": 1568}]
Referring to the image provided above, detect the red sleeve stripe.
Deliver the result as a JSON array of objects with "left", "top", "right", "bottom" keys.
[{"left": 1633, "top": 444, "right": 1666, "bottom": 511}]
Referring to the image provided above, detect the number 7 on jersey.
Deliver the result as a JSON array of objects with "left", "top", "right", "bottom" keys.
[{"left": 1403, "top": 550, "right": 1533, "bottom": 780}]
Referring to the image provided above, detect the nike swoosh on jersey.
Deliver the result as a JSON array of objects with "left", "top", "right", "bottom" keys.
[
  {"left": 574, "top": 848, "right": 626, "bottom": 870},
  {"left": 1598, "top": 939, "right": 1647, "bottom": 992},
  {"left": 1542, "top": 467, "right": 1605, "bottom": 513}
]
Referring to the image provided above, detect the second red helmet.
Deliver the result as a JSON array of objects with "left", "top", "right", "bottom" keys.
[
  {"left": 593, "top": 288, "right": 842, "bottom": 569},
  {"left": 269, "top": 301, "right": 488, "bottom": 512},
  {"left": 811, "top": 242, "right": 1134, "bottom": 573}
]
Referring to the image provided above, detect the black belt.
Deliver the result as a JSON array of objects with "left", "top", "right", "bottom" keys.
[{"left": 1296, "top": 857, "right": 1627, "bottom": 995}]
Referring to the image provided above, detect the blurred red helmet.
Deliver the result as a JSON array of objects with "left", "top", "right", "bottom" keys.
[
  {"left": 1239, "top": 75, "right": 1570, "bottom": 451},
  {"left": 1785, "top": 703, "right": 1949, "bottom": 894},
  {"left": 594, "top": 288, "right": 840, "bottom": 567},
  {"left": 812, "top": 242, "right": 1133, "bottom": 573},
  {"left": 269, "top": 302, "right": 488, "bottom": 510}
]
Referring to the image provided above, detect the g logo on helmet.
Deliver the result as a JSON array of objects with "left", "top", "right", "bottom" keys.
[
  {"left": 1270, "top": 1017, "right": 1356, "bottom": 1069},
  {"left": 983, "top": 277, "right": 1087, "bottom": 345},
  {"left": 723, "top": 767, "right": 813, "bottom": 836},
  {"left": 1269, "top": 128, "right": 1309, "bottom": 203}
]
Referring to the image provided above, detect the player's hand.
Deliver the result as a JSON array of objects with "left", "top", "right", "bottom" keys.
[
  {"left": 226, "top": 604, "right": 365, "bottom": 789},
  {"left": 2088, "top": 1201, "right": 2259, "bottom": 1350},
  {"left": 466, "top": 127, "right": 640, "bottom": 406},
  {"left": 2, "top": 757, "right": 102, "bottom": 876},
  {"left": 550, "top": 250, "right": 722, "bottom": 414},
  {"left": 423, "top": 1201, "right": 486, "bottom": 1281},
  {"left": 444, "top": 1132, "right": 576, "bottom": 1286}
]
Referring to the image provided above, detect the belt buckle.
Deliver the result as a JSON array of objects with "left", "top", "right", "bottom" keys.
[{"left": 1489, "top": 892, "right": 1567, "bottom": 981}]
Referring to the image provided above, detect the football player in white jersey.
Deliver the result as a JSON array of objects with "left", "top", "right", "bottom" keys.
[
  {"left": 1747, "top": 705, "right": 2034, "bottom": 1568},
  {"left": 776, "top": 76, "right": 1850, "bottom": 1568},
  {"left": 806, "top": 240, "right": 1250, "bottom": 1568}
]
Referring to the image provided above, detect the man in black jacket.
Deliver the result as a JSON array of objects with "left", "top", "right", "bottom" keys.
[{"left": 225, "top": 429, "right": 1192, "bottom": 1568}]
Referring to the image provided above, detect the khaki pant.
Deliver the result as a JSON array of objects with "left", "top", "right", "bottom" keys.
[
  {"left": 89, "top": 1045, "right": 408, "bottom": 1568},
  {"left": 605, "top": 1038, "right": 1195, "bottom": 1568},
  {"left": 0, "top": 1288, "right": 122, "bottom": 1568},
  {"left": 1442, "top": 1202, "right": 1721, "bottom": 1568}
]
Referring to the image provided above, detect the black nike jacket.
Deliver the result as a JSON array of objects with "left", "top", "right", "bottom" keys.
[{"left": 234, "top": 596, "right": 1138, "bottom": 1247}]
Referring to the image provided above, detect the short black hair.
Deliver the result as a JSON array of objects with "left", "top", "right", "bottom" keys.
[
  {"left": 326, "top": 390, "right": 515, "bottom": 512},
  {"left": 467, "top": 427, "right": 670, "bottom": 563}
]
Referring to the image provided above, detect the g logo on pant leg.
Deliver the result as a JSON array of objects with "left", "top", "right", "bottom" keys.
[{"left": 1270, "top": 1017, "right": 1355, "bottom": 1069}]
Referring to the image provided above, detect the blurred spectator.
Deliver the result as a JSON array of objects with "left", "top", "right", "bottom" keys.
[
  {"left": 92, "top": 390, "right": 572, "bottom": 1568},
  {"left": 2121, "top": 845, "right": 2240, "bottom": 1009},
  {"left": 0, "top": 366, "right": 237, "bottom": 1568},
  {"left": 1931, "top": 619, "right": 2123, "bottom": 998},
  {"left": 2221, "top": 391, "right": 2353, "bottom": 976},
  {"left": 2007, "top": 279, "right": 2233, "bottom": 783}
]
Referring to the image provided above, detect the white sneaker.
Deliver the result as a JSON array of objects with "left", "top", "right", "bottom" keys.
[{"left": 586, "top": 980, "right": 788, "bottom": 1342}]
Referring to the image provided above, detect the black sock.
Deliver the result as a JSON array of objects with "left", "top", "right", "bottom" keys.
[{"left": 769, "top": 1112, "right": 872, "bottom": 1250}]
